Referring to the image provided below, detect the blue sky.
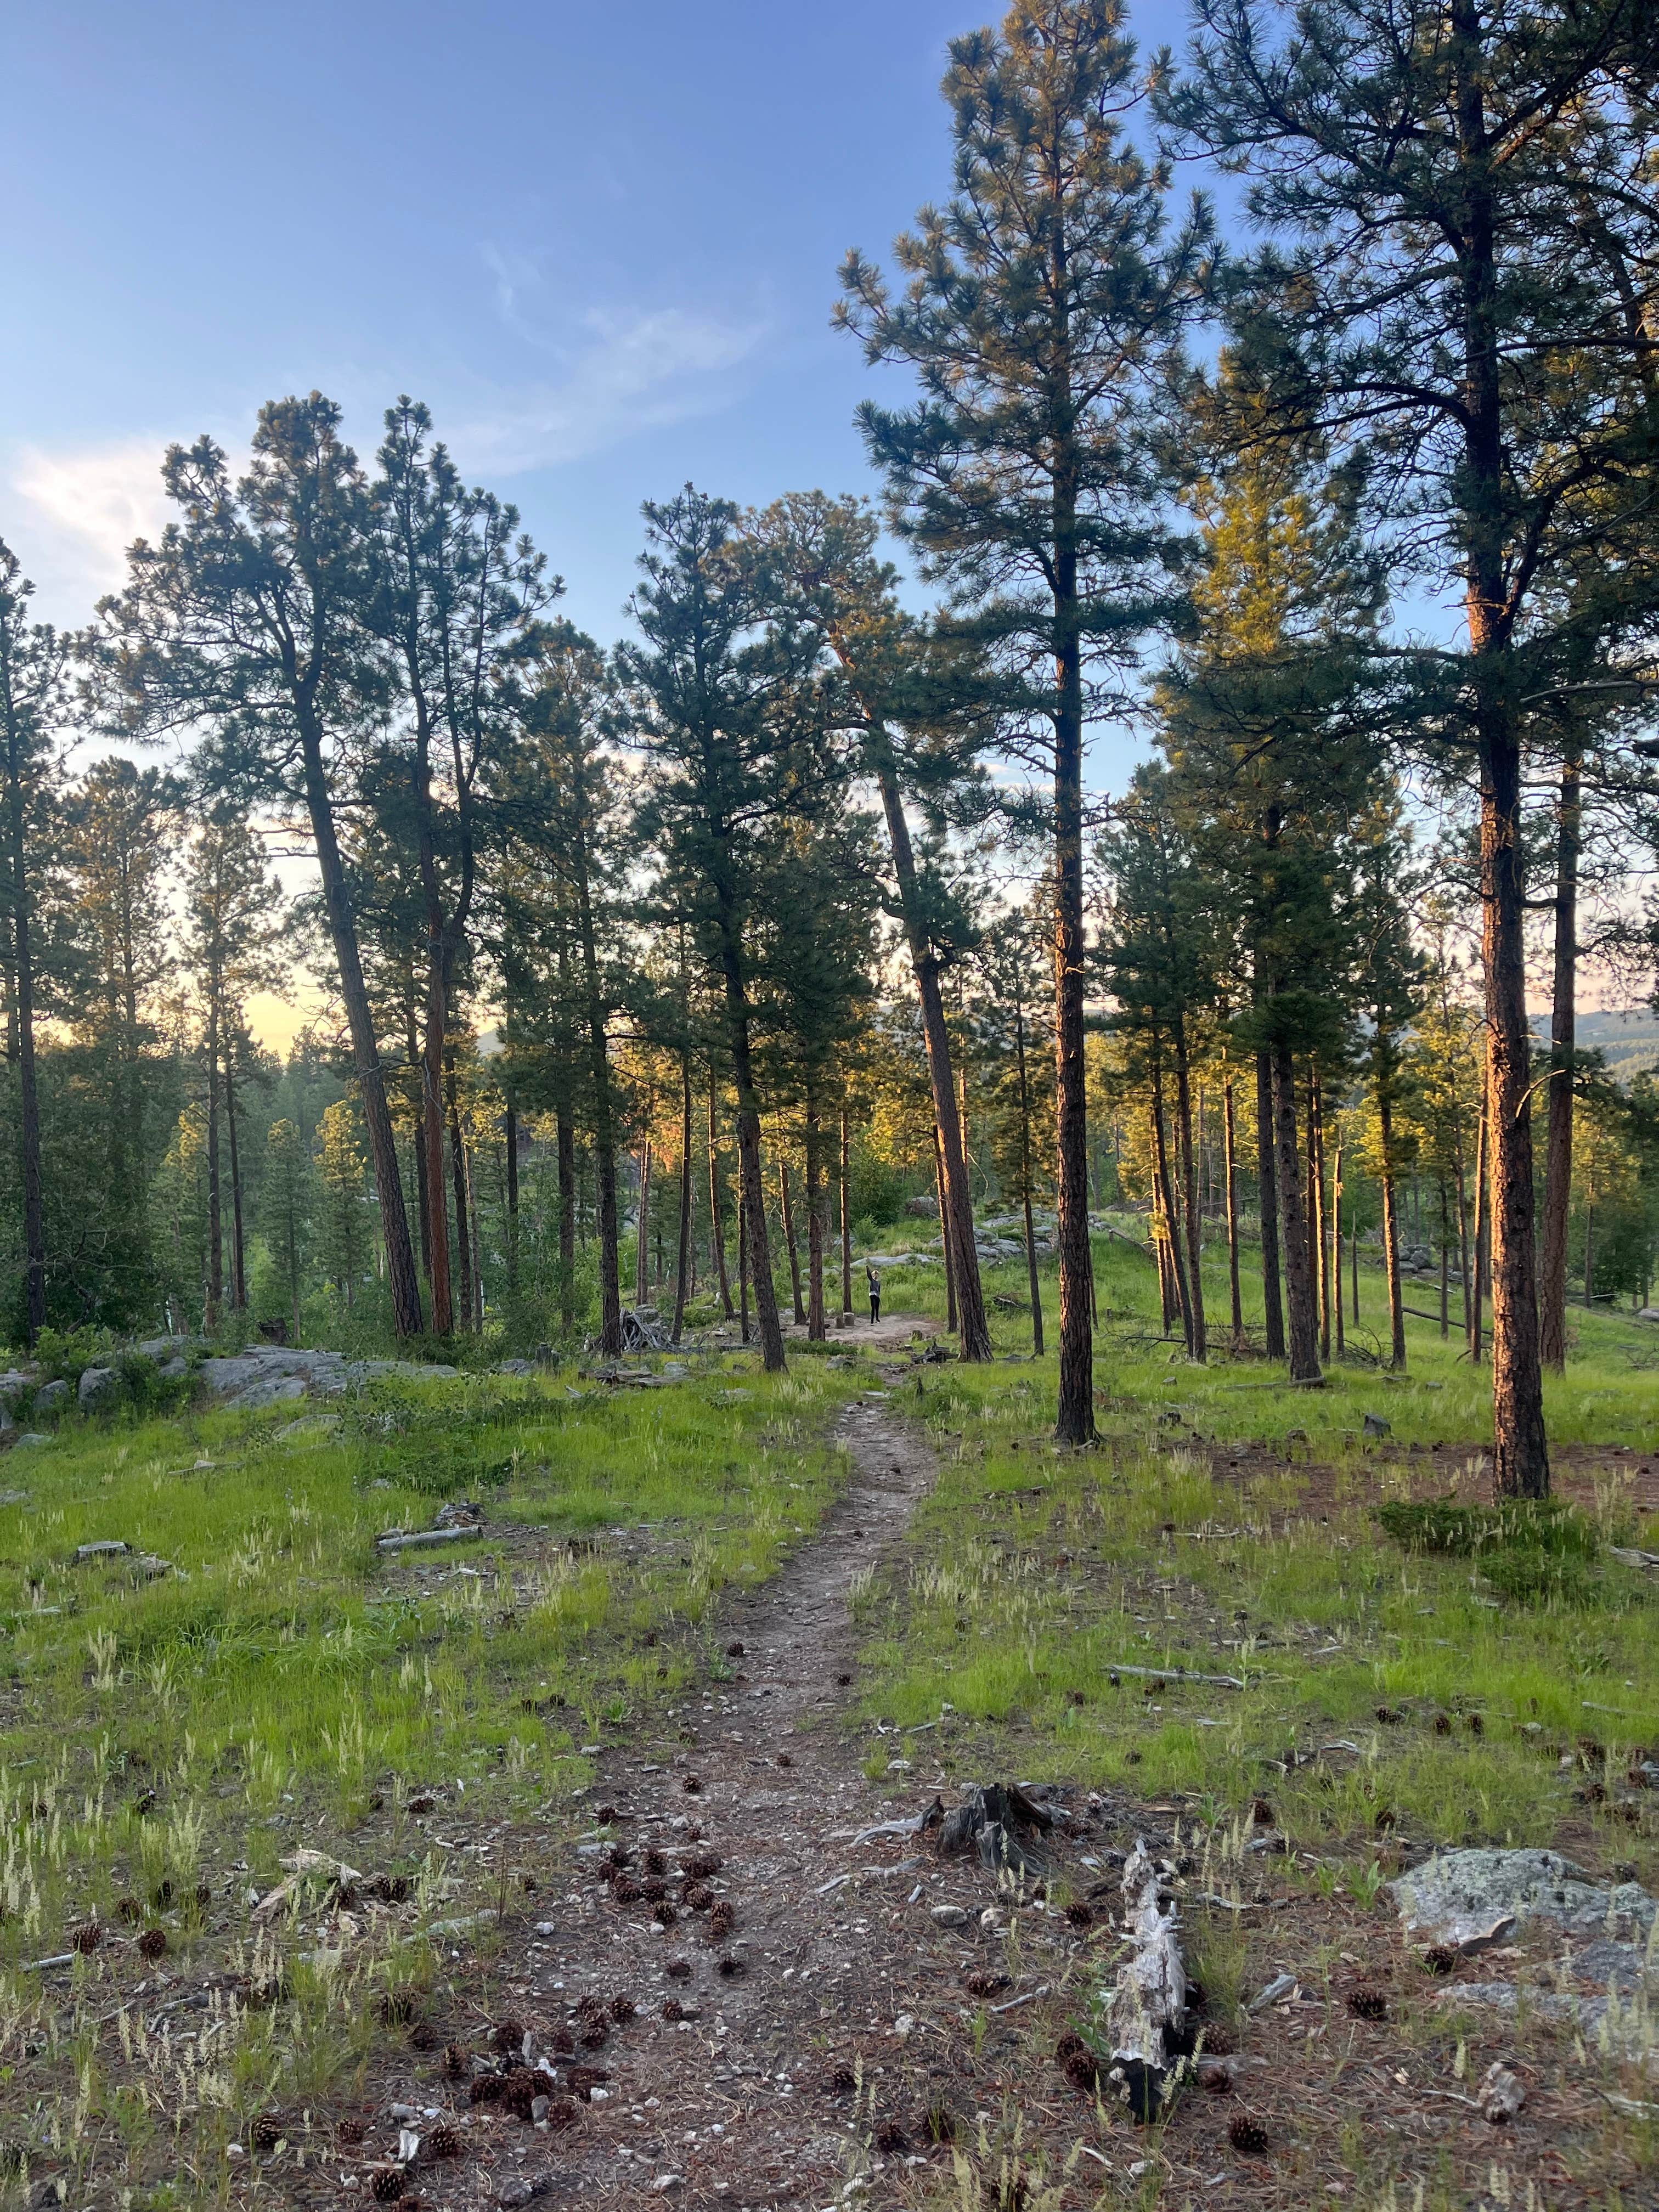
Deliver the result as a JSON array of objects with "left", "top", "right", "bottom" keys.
[{"left": 2, "top": 0, "right": 1186, "bottom": 658}]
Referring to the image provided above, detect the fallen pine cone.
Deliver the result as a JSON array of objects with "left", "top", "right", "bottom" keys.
[
  {"left": 70, "top": 1920, "right": 102, "bottom": 1954},
  {"left": 499, "top": 2067, "right": 543, "bottom": 2120},
  {"left": 708, "top": 1899, "right": 735, "bottom": 1940},
  {"left": 964, "top": 1970, "right": 1008, "bottom": 1998},
  {"left": 544, "top": 2097, "right": 579, "bottom": 2132},
  {"left": 251, "top": 2112, "right": 285, "bottom": 2151},
  {"left": 137, "top": 1927, "right": 167, "bottom": 1959},
  {"left": 776, "top": 1752, "right": 793, "bottom": 1769},
  {"left": 663, "top": 1996, "right": 689, "bottom": 2021},
  {"left": 116, "top": 1896, "right": 143, "bottom": 1925},
  {"left": 407, "top": 1794, "right": 437, "bottom": 1815},
  {"left": 1249, "top": 1796, "right": 1274, "bottom": 1827},
  {"left": 716, "top": 1955, "right": 745, "bottom": 1978},
  {"left": 873, "top": 2119, "right": 907, "bottom": 2155},
  {"left": 611, "top": 1875, "right": 644, "bottom": 1903},
  {"left": 1062, "top": 2049, "right": 1101, "bottom": 2094},
  {"left": 1198, "top": 2021, "right": 1234, "bottom": 2056},
  {"left": 379, "top": 1988, "right": 416, "bottom": 2027},
  {"left": 442, "top": 2042, "right": 469, "bottom": 2078},
  {"left": 1433, "top": 1712, "right": 1453, "bottom": 1736},
  {"left": 1228, "top": 2112, "right": 1269, "bottom": 2155},
  {"left": 568, "top": 2065, "right": 608, "bottom": 2100},
  {"left": 424, "top": 2121, "right": 462, "bottom": 2160},
  {"left": 682, "top": 1881, "right": 714, "bottom": 1912},
  {"left": 825, "top": 2062, "right": 856, "bottom": 2094},
  {"left": 683, "top": 1850, "right": 723, "bottom": 1879},
  {"left": 1054, "top": 2032, "right": 1087, "bottom": 2063},
  {"left": 637, "top": 1877, "right": 668, "bottom": 1904},
  {"left": 609, "top": 1993, "right": 636, "bottom": 2022},
  {"left": 664, "top": 1959, "right": 692, "bottom": 1981},
  {"left": 643, "top": 1847, "right": 667, "bottom": 1876},
  {"left": 1374, "top": 1706, "right": 1404, "bottom": 1725},
  {"left": 337, "top": 2114, "right": 368, "bottom": 2144},
  {"left": 682, "top": 1774, "right": 702, "bottom": 1794},
  {"left": 408, "top": 2021, "right": 438, "bottom": 2051},
  {"left": 654, "top": 1902, "right": 679, "bottom": 1929},
  {"left": 493, "top": 2013, "right": 527, "bottom": 2052},
  {"left": 1064, "top": 1901, "right": 1092, "bottom": 1929},
  {"left": 469, "top": 2076, "right": 505, "bottom": 2108},
  {"left": 549, "top": 2025, "right": 575, "bottom": 2056},
  {"left": 1423, "top": 1945, "right": 1457, "bottom": 1978},
  {"left": 1346, "top": 1987, "right": 1389, "bottom": 2022},
  {"left": 370, "top": 2170, "right": 405, "bottom": 2203},
  {"left": 594, "top": 1804, "right": 618, "bottom": 1825}
]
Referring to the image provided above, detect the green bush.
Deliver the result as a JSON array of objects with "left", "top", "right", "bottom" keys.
[{"left": 1375, "top": 1495, "right": 1613, "bottom": 1607}]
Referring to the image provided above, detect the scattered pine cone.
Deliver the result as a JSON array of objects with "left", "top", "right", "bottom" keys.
[
  {"left": 544, "top": 2097, "right": 579, "bottom": 2132},
  {"left": 568, "top": 2065, "right": 608, "bottom": 2100},
  {"left": 548, "top": 2027, "right": 575, "bottom": 2056},
  {"left": 1374, "top": 1706, "right": 1404, "bottom": 1725},
  {"left": 1423, "top": 1945, "right": 1457, "bottom": 1978},
  {"left": 379, "top": 1988, "right": 416, "bottom": 2027},
  {"left": 964, "top": 1970, "right": 1008, "bottom": 1998},
  {"left": 683, "top": 1850, "right": 723, "bottom": 1879},
  {"left": 873, "top": 2119, "right": 907, "bottom": 2155},
  {"left": 1467, "top": 1713, "right": 1485, "bottom": 1737},
  {"left": 117, "top": 1895, "right": 143, "bottom": 1925},
  {"left": 684, "top": 1822, "right": 704, "bottom": 1842},
  {"left": 776, "top": 1753, "right": 793, "bottom": 1769},
  {"left": 602, "top": 1844, "right": 633, "bottom": 1874},
  {"left": 424, "top": 2121, "right": 461, "bottom": 2160},
  {"left": 469, "top": 2075, "right": 505, "bottom": 2108},
  {"left": 663, "top": 1996, "right": 688, "bottom": 2021},
  {"left": 594, "top": 1803, "right": 618, "bottom": 1825},
  {"left": 609, "top": 1993, "right": 636, "bottom": 2022},
  {"left": 407, "top": 1794, "right": 437, "bottom": 1815},
  {"left": 1433, "top": 1712, "right": 1453, "bottom": 1736},
  {"left": 70, "top": 1920, "right": 101, "bottom": 1954},
  {"left": 612, "top": 1876, "right": 644, "bottom": 1904},
  {"left": 682, "top": 1774, "right": 702, "bottom": 1794},
  {"left": 577, "top": 2019, "right": 608, "bottom": 2052},
  {"left": 836, "top": 1672, "right": 852, "bottom": 1687},
  {"left": 1198, "top": 2022, "right": 1234, "bottom": 2056},
  {"left": 682, "top": 1881, "right": 714, "bottom": 1912},
  {"left": 137, "top": 1927, "right": 167, "bottom": 1959},
  {"left": 716, "top": 1955, "right": 744, "bottom": 1978},
  {"left": 725, "top": 1641, "right": 745, "bottom": 1658},
  {"left": 1054, "top": 2032, "right": 1087, "bottom": 2063},
  {"left": 1064, "top": 1901, "right": 1092, "bottom": 1929},
  {"left": 500, "top": 2067, "right": 544, "bottom": 2120},
  {"left": 370, "top": 2169, "right": 405, "bottom": 2203},
  {"left": 1063, "top": 2049, "right": 1101, "bottom": 2094},
  {"left": 654, "top": 1901, "right": 679, "bottom": 1929},
  {"left": 1228, "top": 2113, "right": 1269, "bottom": 2156},
  {"left": 408, "top": 2021, "right": 438, "bottom": 2051},
  {"left": 1346, "top": 1987, "right": 1389, "bottom": 2022},
  {"left": 153, "top": 1879, "right": 173, "bottom": 1907},
  {"left": 825, "top": 2063, "right": 856, "bottom": 2094},
  {"left": 665, "top": 1957, "right": 692, "bottom": 1981},
  {"left": 193, "top": 1881, "right": 211, "bottom": 1908},
  {"left": 1203, "top": 2065, "right": 1233, "bottom": 2095},
  {"left": 638, "top": 1878, "right": 668, "bottom": 1905},
  {"left": 708, "top": 1899, "right": 735, "bottom": 1940},
  {"left": 442, "top": 2041, "right": 469, "bottom": 2078},
  {"left": 337, "top": 2114, "right": 368, "bottom": 2145},
  {"left": 494, "top": 2014, "right": 527, "bottom": 2053},
  {"left": 1250, "top": 1797, "right": 1274, "bottom": 1828},
  {"left": 643, "top": 1846, "right": 667, "bottom": 1875},
  {"left": 251, "top": 2111, "right": 285, "bottom": 2151}
]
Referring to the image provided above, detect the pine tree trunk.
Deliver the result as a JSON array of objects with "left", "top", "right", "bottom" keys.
[
  {"left": 1583, "top": 1201, "right": 1595, "bottom": 1310},
  {"left": 405, "top": 993, "right": 431, "bottom": 1287},
  {"left": 834, "top": 684, "right": 992, "bottom": 1361},
  {"left": 933, "top": 1126, "right": 958, "bottom": 1333},
  {"left": 448, "top": 1060, "right": 473, "bottom": 1333},
  {"left": 205, "top": 977, "right": 223, "bottom": 1331},
  {"left": 1273, "top": 1041, "right": 1321, "bottom": 1381},
  {"left": 1172, "top": 1022, "right": 1206, "bottom": 1361},
  {"left": 1052, "top": 562, "right": 1094, "bottom": 1439},
  {"left": 673, "top": 1048, "right": 694, "bottom": 1345},
  {"left": 504, "top": 1096, "right": 520, "bottom": 1299},
  {"left": 422, "top": 951, "right": 455, "bottom": 1335},
  {"left": 737, "top": 1180, "right": 751, "bottom": 1345},
  {"left": 805, "top": 1079, "right": 826, "bottom": 1342},
  {"left": 1152, "top": 1058, "right": 1194, "bottom": 1353},
  {"left": 839, "top": 1099, "right": 854, "bottom": 1320},
  {"left": 295, "top": 706, "right": 422, "bottom": 1336},
  {"left": 1331, "top": 1132, "right": 1345, "bottom": 1358},
  {"left": 1222, "top": 1070, "right": 1244, "bottom": 1352},
  {"left": 1379, "top": 1081, "right": 1407, "bottom": 1372},
  {"left": 713, "top": 864, "right": 785, "bottom": 1370},
  {"left": 467, "top": 1144, "right": 484, "bottom": 1329},
  {"left": 1014, "top": 990, "right": 1045, "bottom": 1356},
  {"left": 1538, "top": 741, "right": 1582, "bottom": 1372},
  {"left": 1439, "top": 1182, "right": 1451, "bottom": 1337},
  {"left": 779, "top": 1153, "right": 805, "bottom": 1327},
  {"left": 708, "top": 1068, "right": 734, "bottom": 1321},
  {"left": 225, "top": 1032, "right": 246, "bottom": 1311},
  {"left": 557, "top": 1109, "right": 576, "bottom": 1336},
  {"left": 1255, "top": 1046, "right": 1285, "bottom": 1359},
  {"left": 1469, "top": 1096, "right": 1487, "bottom": 1362},
  {"left": 636, "top": 1143, "right": 652, "bottom": 1307}
]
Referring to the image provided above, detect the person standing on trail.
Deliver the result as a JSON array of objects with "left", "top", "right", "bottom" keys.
[{"left": 867, "top": 1265, "right": 881, "bottom": 1325}]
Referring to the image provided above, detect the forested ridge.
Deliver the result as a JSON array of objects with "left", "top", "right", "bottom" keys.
[{"left": 5, "top": 0, "right": 1659, "bottom": 1504}]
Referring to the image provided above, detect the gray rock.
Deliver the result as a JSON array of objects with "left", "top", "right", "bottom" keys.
[
  {"left": 495, "top": 1358, "right": 535, "bottom": 1375},
  {"left": 136, "top": 1335, "right": 192, "bottom": 1361},
  {"left": 75, "top": 1541, "right": 132, "bottom": 1564},
  {"left": 77, "top": 1367, "right": 123, "bottom": 1413},
  {"left": 32, "top": 1380, "right": 68, "bottom": 1417},
  {"left": 930, "top": 1903, "right": 969, "bottom": 1927},
  {"left": 1391, "top": 1847, "right": 1656, "bottom": 1949},
  {"left": 1363, "top": 1412, "right": 1391, "bottom": 1438}
]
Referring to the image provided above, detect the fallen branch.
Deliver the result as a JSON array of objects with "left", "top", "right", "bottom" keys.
[
  {"left": 1105, "top": 1662, "right": 1246, "bottom": 1691},
  {"left": 1102, "top": 1838, "right": 1188, "bottom": 2122}
]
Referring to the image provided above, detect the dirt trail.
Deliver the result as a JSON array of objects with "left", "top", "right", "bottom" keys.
[{"left": 459, "top": 1361, "right": 1012, "bottom": 2211}]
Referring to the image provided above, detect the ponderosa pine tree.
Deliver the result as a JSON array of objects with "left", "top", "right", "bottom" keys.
[
  {"left": 974, "top": 900, "right": 1056, "bottom": 1352},
  {"left": 838, "top": 0, "right": 1212, "bottom": 1442},
  {"left": 747, "top": 492, "right": 995, "bottom": 1361},
  {"left": 620, "top": 489, "right": 831, "bottom": 1376},
  {"left": 1167, "top": 0, "right": 1659, "bottom": 1493},
  {"left": 366, "top": 398, "right": 554, "bottom": 1335},
  {"left": 0, "top": 544, "right": 67, "bottom": 1345},
  {"left": 94, "top": 396, "right": 425, "bottom": 1337}
]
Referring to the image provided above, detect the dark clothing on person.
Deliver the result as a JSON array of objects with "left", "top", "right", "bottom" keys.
[{"left": 867, "top": 1268, "right": 881, "bottom": 1324}]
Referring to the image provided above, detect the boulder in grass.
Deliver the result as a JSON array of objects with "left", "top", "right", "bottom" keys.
[
  {"left": 78, "top": 1367, "right": 123, "bottom": 1413},
  {"left": 1390, "top": 1847, "right": 1656, "bottom": 1950},
  {"left": 32, "top": 1380, "right": 68, "bottom": 1418}
]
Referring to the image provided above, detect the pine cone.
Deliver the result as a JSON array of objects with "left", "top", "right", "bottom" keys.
[
  {"left": 549, "top": 2026, "right": 575, "bottom": 2055},
  {"left": 424, "top": 2121, "right": 462, "bottom": 2161},
  {"left": 499, "top": 2066, "right": 543, "bottom": 2120},
  {"left": 874, "top": 2119, "right": 907, "bottom": 2155},
  {"left": 683, "top": 1850, "right": 723, "bottom": 1880},
  {"left": 544, "top": 2096, "right": 579, "bottom": 2132},
  {"left": 70, "top": 1920, "right": 102, "bottom": 1954},
  {"left": 251, "top": 2111, "right": 285, "bottom": 2151},
  {"left": 642, "top": 1847, "right": 667, "bottom": 1876},
  {"left": 681, "top": 1881, "right": 713, "bottom": 1912},
  {"left": 379, "top": 1987, "right": 415, "bottom": 2027},
  {"left": 1064, "top": 1901, "right": 1092, "bottom": 1929},
  {"left": 137, "top": 1926, "right": 167, "bottom": 1959},
  {"left": 1346, "top": 1986, "right": 1388, "bottom": 2022},
  {"left": 469, "top": 2075, "right": 504, "bottom": 2107},
  {"left": 370, "top": 2168, "right": 405, "bottom": 2203},
  {"left": 116, "top": 1896, "right": 143, "bottom": 1925},
  {"left": 1228, "top": 2113, "right": 1269, "bottom": 2155},
  {"left": 708, "top": 1899, "right": 735, "bottom": 1940},
  {"left": 609, "top": 1992, "right": 636, "bottom": 2022},
  {"left": 1423, "top": 1944, "right": 1457, "bottom": 1977},
  {"left": 442, "top": 2040, "right": 470, "bottom": 2078},
  {"left": 337, "top": 2114, "right": 368, "bottom": 2145}
]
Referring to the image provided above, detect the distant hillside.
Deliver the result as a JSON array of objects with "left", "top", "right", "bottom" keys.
[{"left": 1532, "top": 1007, "right": 1659, "bottom": 1082}]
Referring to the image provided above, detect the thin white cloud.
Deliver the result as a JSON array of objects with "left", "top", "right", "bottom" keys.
[
  {"left": 452, "top": 303, "right": 769, "bottom": 476},
  {"left": 8, "top": 438, "right": 172, "bottom": 620}
]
